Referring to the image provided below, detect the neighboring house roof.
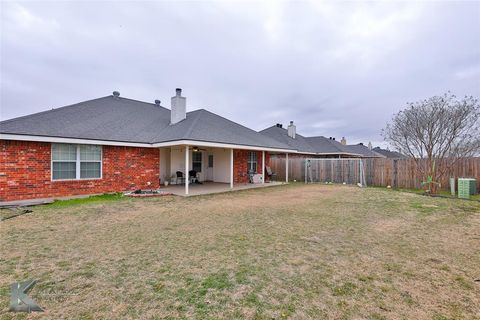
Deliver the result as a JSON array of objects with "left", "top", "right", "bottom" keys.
[
  {"left": 372, "top": 147, "right": 406, "bottom": 159},
  {"left": 341, "top": 144, "right": 385, "bottom": 158},
  {"left": 305, "top": 136, "right": 357, "bottom": 155},
  {"left": 259, "top": 125, "right": 317, "bottom": 153},
  {"left": 259, "top": 125, "right": 363, "bottom": 156},
  {"left": 0, "top": 95, "right": 291, "bottom": 150}
]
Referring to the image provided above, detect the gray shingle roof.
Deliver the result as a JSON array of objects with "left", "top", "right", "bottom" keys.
[
  {"left": 259, "top": 126, "right": 317, "bottom": 153},
  {"left": 0, "top": 95, "right": 291, "bottom": 150},
  {"left": 260, "top": 125, "right": 387, "bottom": 157},
  {"left": 372, "top": 147, "right": 406, "bottom": 159},
  {"left": 305, "top": 136, "right": 354, "bottom": 154},
  {"left": 342, "top": 144, "right": 385, "bottom": 158},
  {"left": 260, "top": 125, "right": 361, "bottom": 156}
]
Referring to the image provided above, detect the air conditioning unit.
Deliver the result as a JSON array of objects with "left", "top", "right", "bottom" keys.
[{"left": 458, "top": 178, "right": 477, "bottom": 199}]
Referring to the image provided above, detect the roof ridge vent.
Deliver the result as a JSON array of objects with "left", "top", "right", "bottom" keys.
[
  {"left": 154, "top": 99, "right": 161, "bottom": 106},
  {"left": 112, "top": 91, "right": 120, "bottom": 98}
]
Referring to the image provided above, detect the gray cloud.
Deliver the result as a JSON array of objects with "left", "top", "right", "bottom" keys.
[{"left": 1, "top": 1, "right": 479, "bottom": 147}]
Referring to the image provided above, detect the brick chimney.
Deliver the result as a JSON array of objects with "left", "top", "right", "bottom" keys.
[
  {"left": 287, "top": 121, "right": 296, "bottom": 139},
  {"left": 170, "top": 88, "right": 186, "bottom": 124}
]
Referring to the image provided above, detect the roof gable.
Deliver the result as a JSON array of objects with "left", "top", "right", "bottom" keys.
[{"left": 150, "top": 110, "right": 289, "bottom": 148}]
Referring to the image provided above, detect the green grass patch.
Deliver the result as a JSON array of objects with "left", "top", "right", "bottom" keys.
[
  {"left": 371, "top": 186, "right": 480, "bottom": 201},
  {"left": 432, "top": 314, "right": 450, "bottom": 320},
  {"left": 46, "top": 193, "right": 125, "bottom": 207},
  {"left": 454, "top": 276, "right": 473, "bottom": 290},
  {"left": 332, "top": 282, "right": 357, "bottom": 296},
  {"left": 175, "top": 271, "right": 235, "bottom": 315}
]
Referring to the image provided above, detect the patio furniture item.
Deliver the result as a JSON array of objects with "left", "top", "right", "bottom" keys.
[
  {"left": 265, "top": 166, "right": 277, "bottom": 181},
  {"left": 176, "top": 171, "right": 185, "bottom": 184},
  {"left": 251, "top": 174, "right": 263, "bottom": 184},
  {"left": 189, "top": 170, "right": 202, "bottom": 184},
  {"left": 248, "top": 170, "right": 255, "bottom": 183},
  {"left": 248, "top": 169, "right": 262, "bottom": 183}
]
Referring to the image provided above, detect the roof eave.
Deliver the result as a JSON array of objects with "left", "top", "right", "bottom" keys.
[
  {"left": 151, "top": 139, "right": 295, "bottom": 153},
  {"left": 0, "top": 133, "right": 297, "bottom": 153},
  {"left": 308, "top": 151, "right": 362, "bottom": 156},
  {"left": 0, "top": 133, "right": 152, "bottom": 147}
]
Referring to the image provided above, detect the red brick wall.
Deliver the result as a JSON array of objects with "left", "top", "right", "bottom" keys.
[
  {"left": 233, "top": 150, "right": 270, "bottom": 184},
  {"left": 0, "top": 140, "right": 160, "bottom": 202}
]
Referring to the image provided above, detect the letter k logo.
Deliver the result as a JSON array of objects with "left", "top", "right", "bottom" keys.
[{"left": 9, "top": 280, "right": 43, "bottom": 312}]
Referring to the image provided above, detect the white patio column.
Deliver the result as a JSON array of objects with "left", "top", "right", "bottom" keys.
[
  {"left": 262, "top": 151, "right": 265, "bottom": 184},
  {"left": 285, "top": 153, "right": 289, "bottom": 183},
  {"left": 185, "top": 145, "right": 189, "bottom": 195},
  {"left": 230, "top": 148, "right": 234, "bottom": 189}
]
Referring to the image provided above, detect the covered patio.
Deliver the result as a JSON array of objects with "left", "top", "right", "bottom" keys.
[
  {"left": 160, "top": 181, "right": 285, "bottom": 196},
  {"left": 158, "top": 143, "right": 291, "bottom": 196}
]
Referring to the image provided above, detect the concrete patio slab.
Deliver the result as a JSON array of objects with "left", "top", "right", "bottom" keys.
[{"left": 160, "top": 181, "right": 285, "bottom": 196}]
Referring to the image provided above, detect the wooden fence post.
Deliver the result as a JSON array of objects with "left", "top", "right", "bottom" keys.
[{"left": 393, "top": 159, "right": 398, "bottom": 189}]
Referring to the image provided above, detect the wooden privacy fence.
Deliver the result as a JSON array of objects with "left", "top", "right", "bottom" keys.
[{"left": 270, "top": 156, "right": 480, "bottom": 191}]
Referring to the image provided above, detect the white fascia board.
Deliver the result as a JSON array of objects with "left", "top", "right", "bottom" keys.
[
  {"left": 0, "top": 134, "right": 296, "bottom": 153},
  {"left": 0, "top": 134, "right": 152, "bottom": 148},
  {"left": 151, "top": 140, "right": 295, "bottom": 153},
  {"left": 315, "top": 152, "right": 363, "bottom": 156},
  {"left": 305, "top": 157, "right": 366, "bottom": 161},
  {"left": 292, "top": 151, "right": 363, "bottom": 156},
  {"left": 294, "top": 151, "right": 317, "bottom": 155}
]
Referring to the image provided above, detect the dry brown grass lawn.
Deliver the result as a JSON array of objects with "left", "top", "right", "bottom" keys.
[{"left": 1, "top": 184, "right": 479, "bottom": 319}]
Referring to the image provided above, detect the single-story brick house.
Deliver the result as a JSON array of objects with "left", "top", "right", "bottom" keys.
[
  {"left": 0, "top": 88, "right": 382, "bottom": 203},
  {"left": 1, "top": 89, "right": 298, "bottom": 202}
]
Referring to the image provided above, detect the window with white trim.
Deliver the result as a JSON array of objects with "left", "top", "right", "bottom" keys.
[
  {"left": 247, "top": 151, "right": 257, "bottom": 173},
  {"left": 80, "top": 145, "right": 102, "bottom": 178},
  {"left": 52, "top": 144, "right": 102, "bottom": 180},
  {"left": 192, "top": 152, "right": 202, "bottom": 172},
  {"left": 208, "top": 154, "right": 213, "bottom": 168}
]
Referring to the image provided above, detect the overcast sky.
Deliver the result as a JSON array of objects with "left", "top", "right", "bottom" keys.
[{"left": 1, "top": 1, "right": 479, "bottom": 146}]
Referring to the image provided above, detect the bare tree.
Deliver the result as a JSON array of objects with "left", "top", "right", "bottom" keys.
[{"left": 382, "top": 92, "right": 480, "bottom": 193}]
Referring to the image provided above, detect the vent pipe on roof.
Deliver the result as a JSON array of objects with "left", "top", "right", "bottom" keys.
[
  {"left": 154, "top": 99, "right": 161, "bottom": 106},
  {"left": 341, "top": 137, "right": 347, "bottom": 145},
  {"left": 170, "top": 88, "right": 186, "bottom": 124},
  {"left": 368, "top": 141, "right": 372, "bottom": 150},
  {"left": 113, "top": 91, "right": 120, "bottom": 98},
  {"left": 287, "top": 121, "right": 296, "bottom": 139}
]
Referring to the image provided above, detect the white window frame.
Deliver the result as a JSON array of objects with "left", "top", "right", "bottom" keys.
[
  {"left": 247, "top": 151, "right": 257, "bottom": 174},
  {"left": 51, "top": 144, "right": 103, "bottom": 181},
  {"left": 192, "top": 151, "right": 202, "bottom": 173},
  {"left": 208, "top": 154, "right": 214, "bottom": 168}
]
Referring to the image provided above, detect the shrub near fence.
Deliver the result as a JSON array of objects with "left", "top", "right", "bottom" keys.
[{"left": 270, "top": 156, "right": 480, "bottom": 191}]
